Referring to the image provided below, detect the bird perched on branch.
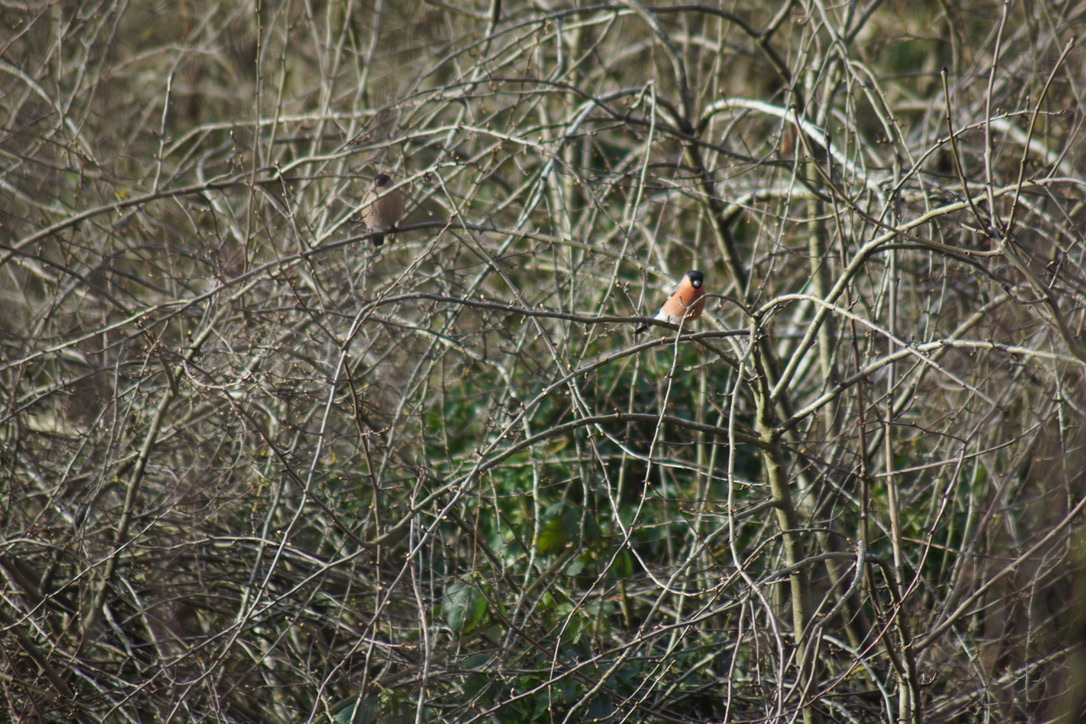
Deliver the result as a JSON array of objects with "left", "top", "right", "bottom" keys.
[
  {"left": 635, "top": 270, "right": 706, "bottom": 334},
  {"left": 360, "top": 174, "right": 404, "bottom": 246}
]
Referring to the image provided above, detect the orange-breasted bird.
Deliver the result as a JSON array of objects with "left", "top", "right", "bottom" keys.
[
  {"left": 360, "top": 174, "right": 404, "bottom": 246},
  {"left": 635, "top": 270, "right": 706, "bottom": 334}
]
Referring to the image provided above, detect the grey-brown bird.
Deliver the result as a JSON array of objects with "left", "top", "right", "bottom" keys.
[
  {"left": 360, "top": 174, "right": 404, "bottom": 246},
  {"left": 635, "top": 270, "right": 706, "bottom": 334}
]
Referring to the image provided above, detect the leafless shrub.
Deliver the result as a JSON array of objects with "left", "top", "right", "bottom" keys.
[{"left": 3, "top": 0, "right": 1086, "bottom": 722}]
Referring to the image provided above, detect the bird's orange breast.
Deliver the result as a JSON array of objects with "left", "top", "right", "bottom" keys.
[{"left": 660, "top": 281, "right": 705, "bottom": 322}]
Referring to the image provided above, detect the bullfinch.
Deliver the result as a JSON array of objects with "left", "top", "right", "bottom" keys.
[
  {"left": 635, "top": 270, "right": 705, "bottom": 334},
  {"left": 360, "top": 174, "right": 405, "bottom": 246}
]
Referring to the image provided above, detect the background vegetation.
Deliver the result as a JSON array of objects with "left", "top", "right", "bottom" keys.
[{"left": 4, "top": 0, "right": 1086, "bottom": 721}]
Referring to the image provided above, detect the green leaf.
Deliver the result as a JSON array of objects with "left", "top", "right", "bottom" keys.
[
  {"left": 613, "top": 548, "right": 635, "bottom": 578},
  {"left": 443, "top": 574, "right": 490, "bottom": 634},
  {"left": 536, "top": 503, "right": 582, "bottom": 555},
  {"left": 330, "top": 697, "right": 378, "bottom": 724}
]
